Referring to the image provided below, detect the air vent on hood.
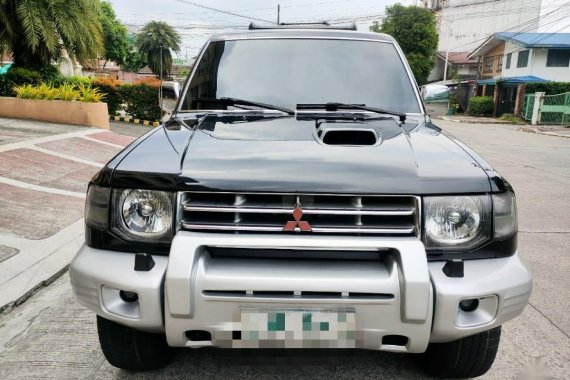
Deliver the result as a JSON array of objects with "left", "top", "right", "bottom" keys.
[
  {"left": 322, "top": 129, "right": 377, "bottom": 145},
  {"left": 315, "top": 122, "right": 382, "bottom": 146}
]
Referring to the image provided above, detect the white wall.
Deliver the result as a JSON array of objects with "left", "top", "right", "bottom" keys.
[
  {"left": 501, "top": 41, "right": 570, "bottom": 81},
  {"left": 438, "top": 0, "right": 542, "bottom": 52}
]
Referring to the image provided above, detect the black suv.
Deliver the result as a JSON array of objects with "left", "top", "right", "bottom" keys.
[{"left": 70, "top": 24, "right": 531, "bottom": 378}]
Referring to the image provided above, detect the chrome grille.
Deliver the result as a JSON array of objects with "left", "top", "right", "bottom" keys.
[{"left": 179, "top": 192, "right": 420, "bottom": 236}]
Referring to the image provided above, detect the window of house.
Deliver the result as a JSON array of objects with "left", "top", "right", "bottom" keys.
[
  {"left": 546, "top": 49, "right": 570, "bottom": 67},
  {"left": 484, "top": 56, "right": 493, "bottom": 72},
  {"left": 517, "top": 50, "right": 529, "bottom": 68},
  {"left": 497, "top": 55, "right": 503, "bottom": 71},
  {"left": 506, "top": 53, "right": 512, "bottom": 69}
]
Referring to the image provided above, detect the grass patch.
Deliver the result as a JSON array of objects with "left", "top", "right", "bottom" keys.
[{"left": 499, "top": 114, "right": 526, "bottom": 125}]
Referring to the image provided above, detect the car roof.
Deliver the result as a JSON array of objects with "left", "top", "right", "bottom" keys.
[{"left": 208, "top": 29, "right": 396, "bottom": 43}]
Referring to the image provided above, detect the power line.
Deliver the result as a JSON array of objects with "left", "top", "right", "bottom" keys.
[
  {"left": 172, "top": 0, "right": 275, "bottom": 24},
  {"left": 445, "top": 2, "right": 569, "bottom": 52}
]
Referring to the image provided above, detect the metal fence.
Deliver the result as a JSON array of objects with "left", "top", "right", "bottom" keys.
[
  {"left": 522, "top": 94, "right": 535, "bottom": 121},
  {"left": 523, "top": 92, "right": 570, "bottom": 126},
  {"left": 541, "top": 92, "right": 570, "bottom": 125}
]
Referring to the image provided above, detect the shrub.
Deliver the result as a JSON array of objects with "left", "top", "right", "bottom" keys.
[
  {"left": 0, "top": 67, "right": 43, "bottom": 96},
  {"left": 13, "top": 84, "right": 41, "bottom": 99},
  {"left": 38, "top": 65, "right": 62, "bottom": 82},
  {"left": 468, "top": 96, "right": 494, "bottom": 116},
  {"left": 50, "top": 75, "right": 93, "bottom": 88},
  {"left": 92, "top": 77, "right": 123, "bottom": 115},
  {"left": 526, "top": 82, "right": 570, "bottom": 95},
  {"left": 133, "top": 77, "right": 161, "bottom": 86},
  {"left": 36, "top": 83, "right": 59, "bottom": 100},
  {"left": 13, "top": 83, "right": 103, "bottom": 103},
  {"left": 119, "top": 83, "right": 161, "bottom": 121},
  {"left": 77, "top": 83, "right": 105, "bottom": 103},
  {"left": 57, "top": 84, "right": 81, "bottom": 101}
]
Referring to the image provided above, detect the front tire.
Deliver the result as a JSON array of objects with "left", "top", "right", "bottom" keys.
[
  {"left": 97, "top": 316, "right": 174, "bottom": 371},
  {"left": 419, "top": 326, "right": 501, "bottom": 378}
]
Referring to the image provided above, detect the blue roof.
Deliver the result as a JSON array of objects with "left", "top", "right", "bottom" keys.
[
  {"left": 477, "top": 76, "right": 548, "bottom": 85},
  {"left": 496, "top": 32, "right": 570, "bottom": 48}
]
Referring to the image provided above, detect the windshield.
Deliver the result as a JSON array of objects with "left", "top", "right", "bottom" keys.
[{"left": 180, "top": 38, "right": 421, "bottom": 114}]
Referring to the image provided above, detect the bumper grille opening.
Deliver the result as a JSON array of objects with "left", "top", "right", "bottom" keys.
[
  {"left": 382, "top": 335, "right": 408, "bottom": 346},
  {"left": 186, "top": 330, "right": 212, "bottom": 342},
  {"left": 180, "top": 192, "right": 420, "bottom": 237},
  {"left": 207, "top": 247, "right": 393, "bottom": 260}
]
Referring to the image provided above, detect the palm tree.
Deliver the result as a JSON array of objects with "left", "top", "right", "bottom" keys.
[
  {"left": 0, "top": 0, "right": 104, "bottom": 70},
  {"left": 136, "top": 21, "right": 181, "bottom": 79}
]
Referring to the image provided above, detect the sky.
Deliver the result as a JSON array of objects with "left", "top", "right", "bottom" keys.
[{"left": 108, "top": 0, "right": 416, "bottom": 60}]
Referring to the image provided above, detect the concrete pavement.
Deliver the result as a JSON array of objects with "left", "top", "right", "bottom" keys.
[
  {"left": 0, "top": 118, "right": 145, "bottom": 313},
  {"left": 0, "top": 118, "right": 569, "bottom": 379},
  {"left": 438, "top": 114, "right": 570, "bottom": 138}
]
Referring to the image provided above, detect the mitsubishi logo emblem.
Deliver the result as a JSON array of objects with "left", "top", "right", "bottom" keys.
[{"left": 283, "top": 204, "right": 312, "bottom": 232}]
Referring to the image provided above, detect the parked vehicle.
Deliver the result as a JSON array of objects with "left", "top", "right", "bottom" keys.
[{"left": 70, "top": 24, "right": 532, "bottom": 378}]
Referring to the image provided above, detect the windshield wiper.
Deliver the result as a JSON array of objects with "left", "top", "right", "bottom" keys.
[
  {"left": 192, "top": 97, "right": 294, "bottom": 115},
  {"left": 297, "top": 102, "right": 406, "bottom": 122}
]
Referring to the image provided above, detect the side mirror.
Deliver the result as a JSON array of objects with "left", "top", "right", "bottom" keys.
[{"left": 159, "top": 81, "right": 181, "bottom": 116}]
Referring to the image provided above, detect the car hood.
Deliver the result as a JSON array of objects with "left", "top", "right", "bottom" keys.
[{"left": 111, "top": 116, "right": 491, "bottom": 194}]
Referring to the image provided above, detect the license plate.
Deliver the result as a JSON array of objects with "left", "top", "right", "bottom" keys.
[{"left": 231, "top": 309, "right": 356, "bottom": 348}]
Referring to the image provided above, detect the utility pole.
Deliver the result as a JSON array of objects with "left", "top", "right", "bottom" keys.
[
  {"left": 159, "top": 45, "right": 163, "bottom": 111},
  {"left": 443, "top": 19, "right": 452, "bottom": 83},
  {"left": 277, "top": 4, "right": 280, "bottom": 25}
]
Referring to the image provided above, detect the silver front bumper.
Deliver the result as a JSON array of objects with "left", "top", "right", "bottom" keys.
[{"left": 69, "top": 232, "right": 532, "bottom": 352}]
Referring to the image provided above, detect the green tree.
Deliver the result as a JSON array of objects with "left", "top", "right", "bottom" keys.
[
  {"left": 121, "top": 33, "right": 147, "bottom": 73},
  {"left": 370, "top": 5, "right": 438, "bottom": 85},
  {"left": 100, "top": 1, "right": 128, "bottom": 67},
  {"left": 136, "top": 21, "right": 181, "bottom": 79},
  {"left": 0, "top": 0, "right": 104, "bottom": 70}
]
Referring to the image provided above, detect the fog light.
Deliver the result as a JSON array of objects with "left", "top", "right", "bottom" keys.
[
  {"left": 102, "top": 285, "right": 141, "bottom": 318},
  {"left": 459, "top": 298, "right": 479, "bottom": 312},
  {"left": 119, "top": 290, "right": 139, "bottom": 303}
]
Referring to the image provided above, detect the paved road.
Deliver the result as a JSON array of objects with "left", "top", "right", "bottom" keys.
[{"left": 1, "top": 120, "right": 569, "bottom": 379}]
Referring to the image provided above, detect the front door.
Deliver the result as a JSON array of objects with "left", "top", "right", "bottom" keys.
[{"left": 497, "top": 85, "right": 517, "bottom": 116}]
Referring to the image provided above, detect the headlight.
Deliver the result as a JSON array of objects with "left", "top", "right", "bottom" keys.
[
  {"left": 113, "top": 189, "right": 174, "bottom": 240},
  {"left": 424, "top": 195, "right": 492, "bottom": 249}
]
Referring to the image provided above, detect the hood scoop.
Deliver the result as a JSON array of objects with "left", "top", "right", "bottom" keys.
[{"left": 316, "top": 121, "right": 382, "bottom": 146}]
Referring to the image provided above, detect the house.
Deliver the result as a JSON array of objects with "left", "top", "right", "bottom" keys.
[
  {"left": 498, "top": 32, "right": 570, "bottom": 82},
  {"left": 428, "top": 51, "right": 478, "bottom": 83},
  {"left": 467, "top": 32, "right": 570, "bottom": 116},
  {"left": 423, "top": 0, "right": 570, "bottom": 86}
]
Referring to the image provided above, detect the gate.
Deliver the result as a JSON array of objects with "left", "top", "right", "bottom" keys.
[
  {"left": 540, "top": 92, "right": 570, "bottom": 126},
  {"left": 497, "top": 85, "right": 517, "bottom": 116},
  {"left": 522, "top": 92, "right": 570, "bottom": 126}
]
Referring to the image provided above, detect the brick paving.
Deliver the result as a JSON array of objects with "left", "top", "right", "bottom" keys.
[
  {"left": 87, "top": 131, "right": 136, "bottom": 146},
  {"left": 37, "top": 137, "right": 124, "bottom": 164},
  {"left": 0, "top": 183, "right": 85, "bottom": 240},
  {"left": 0, "top": 149, "right": 99, "bottom": 193}
]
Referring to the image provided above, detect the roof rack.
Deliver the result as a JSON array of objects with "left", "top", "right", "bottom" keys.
[{"left": 248, "top": 22, "right": 357, "bottom": 31}]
